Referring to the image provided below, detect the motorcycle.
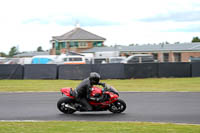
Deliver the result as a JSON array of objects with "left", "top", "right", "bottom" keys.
[{"left": 57, "top": 85, "right": 126, "bottom": 114}]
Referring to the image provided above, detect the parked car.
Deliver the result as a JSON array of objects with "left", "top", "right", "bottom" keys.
[
  {"left": 3, "top": 58, "right": 20, "bottom": 64},
  {"left": 92, "top": 57, "right": 108, "bottom": 64},
  {"left": 109, "top": 57, "right": 126, "bottom": 63},
  {"left": 91, "top": 57, "right": 126, "bottom": 64},
  {"left": 18, "top": 58, "right": 32, "bottom": 65},
  {"left": 63, "top": 56, "right": 86, "bottom": 64},
  {"left": 121, "top": 54, "right": 155, "bottom": 63}
]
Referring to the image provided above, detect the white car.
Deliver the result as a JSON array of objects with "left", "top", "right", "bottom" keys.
[{"left": 63, "top": 56, "right": 86, "bottom": 64}]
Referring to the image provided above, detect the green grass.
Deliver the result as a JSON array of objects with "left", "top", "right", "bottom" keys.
[
  {"left": 0, "top": 121, "right": 199, "bottom": 133},
  {"left": 0, "top": 78, "right": 200, "bottom": 92}
]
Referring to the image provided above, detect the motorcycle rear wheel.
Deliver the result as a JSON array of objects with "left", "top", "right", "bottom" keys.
[
  {"left": 57, "top": 97, "right": 76, "bottom": 114},
  {"left": 109, "top": 99, "right": 126, "bottom": 113}
]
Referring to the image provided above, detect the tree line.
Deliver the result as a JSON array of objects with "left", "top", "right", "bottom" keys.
[
  {"left": 129, "top": 36, "right": 200, "bottom": 46},
  {"left": 0, "top": 46, "right": 44, "bottom": 57}
]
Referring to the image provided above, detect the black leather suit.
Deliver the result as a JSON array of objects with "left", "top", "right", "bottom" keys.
[{"left": 74, "top": 77, "right": 105, "bottom": 111}]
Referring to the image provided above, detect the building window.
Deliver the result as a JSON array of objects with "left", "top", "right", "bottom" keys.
[
  {"left": 163, "top": 53, "right": 169, "bottom": 62},
  {"left": 93, "top": 42, "right": 103, "bottom": 47},
  {"left": 69, "top": 42, "right": 78, "bottom": 47},
  {"left": 55, "top": 42, "right": 66, "bottom": 50},
  {"left": 58, "top": 42, "right": 66, "bottom": 48},
  {"left": 61, "top": 42, "right": 66, "bottom": 48},
  {"left": 52, "top": 43, "right": 55, "bottom": 48},
  {"left": 78, "top": 42, "right": 88, "bottom": 48},
  {"left": 55, "top": 41, "right": 60, "bottom": 50},
  {"left": 174, "top": 53, "right": 181, "bottom": 62},
  {"left": 152, "top": 53, "right": 158, "bottom": 60}
]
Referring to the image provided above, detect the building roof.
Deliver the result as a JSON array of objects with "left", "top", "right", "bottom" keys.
[
  {"left": 14, "top": 51, "right": 50, "bottom": 57},
  {"left": 82, "top": 43, "right": 200, "bottom": 53},
  {"left": 66, "top": 51, "right": 84, "bottom": 56},
  {"left": 52, "top": 27, "right": 106, "bottom": 41}
]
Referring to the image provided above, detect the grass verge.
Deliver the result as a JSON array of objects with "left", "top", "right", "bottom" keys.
[
  {"left": 0, "top": 78, "right": 200, "bottom": 92},
  {"left": 0, "top": 121, "right": 200, "bottom": 133}
]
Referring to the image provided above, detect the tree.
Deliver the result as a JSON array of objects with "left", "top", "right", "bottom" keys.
[
  {"left": 174, "top": 42, "right": 180, "bottom": 44},
  {"left": 0, "top": 52, "right": 7, "bottom": 57},
  {"left": 159, "top": 42, "right": 170, "bottom": 45},
  {"left": 8, "top": 46, "right": 18, "bottom": 57},
  {"left": 192, "top": 37, "right": 200, "bottom": 42},
  {"left": 165, "top": 41, "right": 169, "bottom": 44},
  {"left": 37, "top": 46, "right": 44, "bottom": 52},
  {"left": 129, "top": 43, "right": 139, "bottom": 46},
  {"left": 129, "top": 43, "right": 135, "bottom": 46}
]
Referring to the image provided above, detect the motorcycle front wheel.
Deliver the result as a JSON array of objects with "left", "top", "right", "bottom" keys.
[
  {"left": 109, "top": 99, "right": 126, "bottom": 113},
  {"left": 57, "top": 97, "right": 76, "bottom": 114}
]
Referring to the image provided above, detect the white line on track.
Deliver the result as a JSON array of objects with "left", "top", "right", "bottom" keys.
[{"left": 0, "top": 120, "right": 200, "bottom": 125}]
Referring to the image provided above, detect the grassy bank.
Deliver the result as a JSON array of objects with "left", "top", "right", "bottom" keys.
[
  {"left": 0, "top": 78, "right": 200, "bottom": 92},
  {"left": 0, "top": 121, "right": 199, "bottom": 133}
]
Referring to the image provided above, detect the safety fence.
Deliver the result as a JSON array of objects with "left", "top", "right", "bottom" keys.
[{"left": 0, "top": 62, "right": 200, "bottom": 80}]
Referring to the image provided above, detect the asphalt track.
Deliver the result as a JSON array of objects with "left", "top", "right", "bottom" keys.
[{"left": 0, "top": 92, "right": 200, "bottom": 124}]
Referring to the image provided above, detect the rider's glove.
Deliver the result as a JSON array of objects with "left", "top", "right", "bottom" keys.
[
  {"left": 98, "top": 82, "right": 105, "bottom": 87},
  {"left": 90, "top": 97, "right": 96, "bottom": 101},
  {"left": 96, "top": 98, "right": 100, "bottom": 102}
]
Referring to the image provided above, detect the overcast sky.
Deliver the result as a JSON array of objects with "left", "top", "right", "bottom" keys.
[{"left": 0, "top": 0, "right": 200, "bottom": 53}]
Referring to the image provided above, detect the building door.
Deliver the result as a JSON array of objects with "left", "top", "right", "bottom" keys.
[
  {"left": 174, "top": 53, "right": 181, "bottom": 62},
  {"left": 163, "top": 53, "right": 169, "bottom": 62}
]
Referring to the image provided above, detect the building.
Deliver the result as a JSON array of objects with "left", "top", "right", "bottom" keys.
[
  {"left": 82, "top": 43, "right": 200, "bottom": 62},
  {"left": 50, "top": 26, "right": 106, "bottom": 55}
]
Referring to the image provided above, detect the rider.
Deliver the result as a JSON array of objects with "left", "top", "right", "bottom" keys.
[{"left": 74, "top": 72, "right": 106, "bottom": 111}]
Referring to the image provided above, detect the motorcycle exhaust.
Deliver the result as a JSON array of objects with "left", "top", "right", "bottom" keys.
[{"left": 64, "top": 104, "right": 76, "bottom": 110}]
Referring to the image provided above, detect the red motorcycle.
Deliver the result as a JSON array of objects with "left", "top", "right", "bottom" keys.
[{"left": 57, "top": 85, "right": 126, "bottom": 114}]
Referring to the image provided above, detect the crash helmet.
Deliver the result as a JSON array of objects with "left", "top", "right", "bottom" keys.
[{"left": 89, "top": 72, "right": 100, "bottom": 85}]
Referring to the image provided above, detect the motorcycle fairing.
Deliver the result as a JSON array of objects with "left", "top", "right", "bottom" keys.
[{"left": 60, "top": 88, "right": 75, "bottom": 99}]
